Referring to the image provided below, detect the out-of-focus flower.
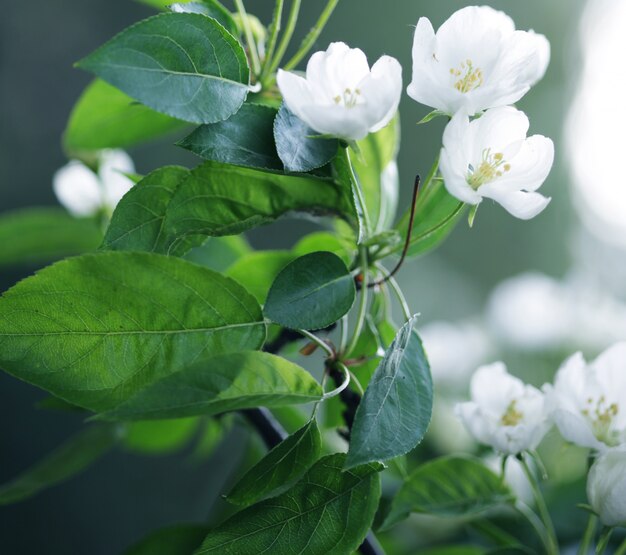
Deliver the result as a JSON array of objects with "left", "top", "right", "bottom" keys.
[
  {"left": 408, "top": 5, "right": 550, "bottom": 116},
  {"left": 439, "top": 106, "right": 554, "bottom": 219},
  {"left": 587, "top": 450, "right": 626, "bottom": 527},
  {"left": 420, "top": 319, "right": 492, "bottom": 393},
  {"left": 277, "top": 42, "right": 402, "bottom": 141},
  {"left": 429, "top": 398, "right": 478, "bottom": 454},
  {"left": 456, "top": 362, "right": 550, "bottom": 455},
  {"left": 53, "top": 150, "right": 135, "bottom": 217},
  {"left": 485, "top": 454, "right": 533, "bottom": 506},
  {"left": 545, "top": 343, "right": 626, "bottom": 451}
]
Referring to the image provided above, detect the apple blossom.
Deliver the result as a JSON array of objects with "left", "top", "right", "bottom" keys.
[
  {"left": 439, "top": 106, "right": 554, "bottom": 219},
  {"left": 408, "top": 5, "right": 550, "bottom": 116},
  {"left": 456, "top": 362, "right": 550, "bottom": 455},
  {"left": 276, "top": 42, "right": 402, "bottom": 141},
  {"left": 53, "top": 150, "right": 135, "bottom": 217},
  {"left": 587, "top": 450, "right": 626, "bottom": 527},
  {"left": 545, "top": 343, "right": 626, "bottom": 451}
]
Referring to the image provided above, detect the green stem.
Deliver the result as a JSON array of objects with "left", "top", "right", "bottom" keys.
[
  {"left": 339, "top": 315, "right": 349, "bottom": 357},
  {"left": 596, "top": 527, "right": 614, "bottom": 555},
  {"left": 322, "top": 362, "right": 350, "bottom": 400},
  {"left": 260, "top": 0, "right": 284, "bottom": 80},
  {"left": 267, "top": 0, "right": 301, "bottom": 75},
  {"left": 375, "top": 263, "right": 411, "bottom": 322},
  {"left": 344, "top": 246, "right": 369, "bottom": 357},
  {"left": 283, "top": 0, "right": 340, "bottom": 70},
  {"left": 299, "top": 329, "right": 335, "bottom": 358},
  {"left": 615, "top": 538, "right": 626, "bottom": 555},
  {"left": 520, "top": 455, "right": 559, "bottom": 555},
  {"left": 234, "top": 0, "right": 262, "bottom": 76},
  {"left": 345, "top": 147, "right": 372, "bottom": 238},
  {"left": 516, "top": 501, "right": 553, "bottom": 555},
  {"left": 578, "top": 514, "right": 598, "bottom": 555}
]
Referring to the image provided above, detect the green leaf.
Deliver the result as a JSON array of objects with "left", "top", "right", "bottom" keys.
[
  {"left": 274, "top": 104, "right": 339, "bottom": 173},
  {"left": 292, "top": 232, "right": 354, "bottom": 267},
  {"left": 102, "top": 163, "right": 355, "bottom": 257},
  {"left": 78, "top": 13, "right": 249, "bottom": 124},
  {"left": 0, "top": 252, "right": 265, "bottom": 411},
  {"left": 196, "top": 454, "right": 382, "bottom": 555},
  {"left": 227, "top": 420, "right": 321, "bottom": 506},
  {"left": 226, "top": 251, "right": 295, "bottom": 303},
  {"left": 123, "top": 418, "right": 200, "bottom": 455},
  {"left": 346, "top": 315, "right": 432, "bottom": 469},
  {"left": 382, "top": 455, "right": 514, "bottom": 529},
  {"left": 178, "top": 104, "right": 282, "bottom": 170},
  {"left": 264, "top": 252, "right": 356, "bottom": 331},
  {"left": 64, "top": 79, "right": 188, "bottom": 152},
  {"left": 0, "top": 208, "right": 102, "bottom": 268},
  {"left": 417, "top": 109, "right": 447, "bottom": 125},
  {"left": 124, "top": 524, "right": 208, "bottom": 555},
  {"left": 185, "top": 236, "right": 251, "bottom": 272},
  {"left": 0, "top": 425, "right": 118, "bottom": 505},
  {"left": 100, "top": 352, "right": 322, "bottom": 421}
]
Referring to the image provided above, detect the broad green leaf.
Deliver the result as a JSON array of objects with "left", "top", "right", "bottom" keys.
[
  {"left": 0, "top": 208, "right": 102, "bottom": 268},
  {"left": 78, "top": 14, "right": 250, "bottom": 124},
  {"left": 102, "top": 163, "right": 356, "bottom": 256},
  {"left": 293, "top": 231, "right": 354, "bottom": 266},
  {"left": 178, "top": 104, "right": 282, "bottom": 170},
  {"left": 264, "top": 252, "right": 356, "bottom": 330},
  {"left": 0, "top": 425, "right": 118, "bottom": 505},
  {"left": 123, "top": 418, "right": 199, "bottom": 455},
  {"left": 100, "top": 352, "right": 322, "bottom": 421},
  {"left": 274, "top": 104, "right": 338, "bottom": 173},
  {"left": 346, "top": 315, "right": 432, "bottom": 469},
  {"left": 185, "top": 236, "right": 251, "bottom": 272},
  {"left": 64, "top": 79, "right": 188, "bottom": 152},
  {"left": 196, "top": 454, "right": 383, "bottom": 555},
  {"left": 0, "top": 252, "right": 265, "bottom": 411},
  {"left": 353, "top": 117, "right": 400, "bottom": 232},
  {"left": 227, "top": 420, "right": 321, "bottom": 506},
  {"left": 226, "top": 251, "right": 295, "bottom": 304},
  {"left": 124, "top": 524, "right": 208, "bottom": 555},
  {"left": 382, "top": 455, "right": 514, "bottom": 529}
]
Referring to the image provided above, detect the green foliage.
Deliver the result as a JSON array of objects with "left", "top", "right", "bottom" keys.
[
  {"left": 0, "top": 209, "right": 102, "bottom": 268},
  {"left": 0, "top": 425, "right": 118, "bottom": 505},
  {"left": 100, "top": 352, "right": 322, "bottom": 420},
  {"left": 264, "top": 252, "right": 356, "bottom": 330},
  {"left": 196, "top": 454, "right": 383, "bottom": 555},
  {"left": 382, "top": 455, "right": 515, "bottom": 529},
  {"left": 78, "top": 14, "right": 250, "bottom": 124},
  {"left": 178, "top": 104, "right": 282, "bottom": 170},
  {"left": 226, "top": 251, "right": 295, "bottom": 303},
  {"left": 185, "top": 236, "right": 251, "bottom": 272},
  {"left": 274, "top": 104, "right": 339, "bottom": 173},
  {"left": 346, "top": 315, "right": 433, "bottom": 468},
  {"left": 227, "top": 420, "right": 321, "bottom": 506},
  {"left": 292, "top": 231, "right": 354, "bottom": 266},
  {"left": 64, "top": 79, "right": 188, "bottom": 152},
  {"left": 124, "top": 524, "right": 209, "bottom": 555},
  {"left": 102, "top": 163, "right": 356, "bottom": 256},
  {"left": 122, "top": 418, "right": 200, "bottom": 455},
  {"left": 0, "top": 252, "right": 265, "bottom": 411}
]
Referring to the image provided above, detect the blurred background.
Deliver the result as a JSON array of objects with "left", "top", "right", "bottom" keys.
[{"left": 3, "top": 0, "right": 626, "bottom": 553}]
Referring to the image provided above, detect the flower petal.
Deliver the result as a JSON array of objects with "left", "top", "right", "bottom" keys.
[
  {"left": 481, "top": 188, "right": 551, "bottom": 220},
  {"left": 99, "top": 150, "right": 135, "bottom": 210},
  {"left": 360, "top": 55, "right": 403, "bottom": 133},
  {"left": 53, "top": 161, "right": 102, "bottom": 217}
]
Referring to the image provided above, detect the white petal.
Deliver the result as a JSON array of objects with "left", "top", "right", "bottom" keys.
[
  {"left": 99, "top": 149, "right": 135, "bottom": 210},
  {"left": 296, "top": 103, "right": 372, "bottom": 141},
  {"left": 470, "top": 107, "right": 529, "bottom": 158},
  {"left": 277, "top": 69, "right": 316, "bottom": 125},
  {"left": 480, "top": 188, "right": 551, "bottom": 220},
  {"left": 360, "top": 55, "right": 403, "bottom": 133},
  {"left": 470, "top": 362, "right": 524, "bottom": 414},
  {"left": 437, "top": 6, "right": 515, "bottom": 46},
  {"left": 552, "top": 408, "right": 606, "bottom": 451},
  {"left": 440, "top": 148, "right": 481, "bottom": 204},
  {"left": 53, "top": 161, "right": 103, "bottom": 217}
]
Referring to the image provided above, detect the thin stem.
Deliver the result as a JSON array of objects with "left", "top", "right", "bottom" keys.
[
  {"left": 368, "top": 175, "right": 420, "bottom": 288},
  {"left": 520, "top": 455, "right": 559, "bottom": 555},
  {"left": 346, "top": 147, "right": 373, "bottom": 238},
  {"left": 578, "top": 514, "right": 598, "bottom": 555},
  {"left": 339, "top": 314, "right": 349, "bottom": 356},
  {"left": 234, "top": 0, "right": 262, "bottom": 76},
  {"left": 323, "top": 362, "right": 351, "bottom": 400},
  {"left": 284, "top": 0, "right": 340, "bottom": 70},
  {"left": 375, "top": 263, "right": 411, "bottom": 322},
  {"left": 596, "top": 527, "right": 614, "bottom": 555},
  {"left": 615, "top": 538, "right": 626, "bottom": 555},
  {"left": 299, "top": 329, "right": 335, "bottom": 359},
  {"left": 516, "top": 501, "right": 553, "bottom": 555},
  {"left": 344, "top": 246, "right": 369, "bottom": 357},
  {"left": 260, "top": 0, "right": 284, "bottom": 80},
  {"left": 268, "top": 0, "right": 301, "bottom": 75}
]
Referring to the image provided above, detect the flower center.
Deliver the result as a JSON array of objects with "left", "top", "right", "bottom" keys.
[
  {"left": 333, "top": 88, "right": 361, "bottom": 109},
  {"left": 581, "top": 396, "right": 621, "bottom": 446},
  {"left": 450, "top": 59, "right": 484, "bottom": 93},
  {"left": 501, "top": 400, "right": 524, "bottom": 427},
  {"left": 467, "top": 149, "right": 511, "bottom": 190}
]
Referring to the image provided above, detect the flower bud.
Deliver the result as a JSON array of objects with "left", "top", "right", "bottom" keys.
[{"left": 587, "top": 450, "right": 626, "bottom": 527}]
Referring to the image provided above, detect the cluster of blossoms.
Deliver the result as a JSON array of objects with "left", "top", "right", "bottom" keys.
[
  {"left": 277, "top": 5, "right": 554, "bottom": 220},
  {"left": 456, "top": 342, "right": 626, "bottom": 528}
]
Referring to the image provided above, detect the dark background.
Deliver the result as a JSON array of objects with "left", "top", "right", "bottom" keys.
[{"left": 0, "top": 1, "right": 583, "bottom": 553}]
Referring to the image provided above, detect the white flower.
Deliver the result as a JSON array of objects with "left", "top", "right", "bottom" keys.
[
  {"left": 485, "top": 454, "right": 533, "bottom": 506},
  {"left": 456, "top": 362, "right": 550, "bottom": 455},
  {"left": 408, "top": 5, "right": 550, "bottom": 116},
  {"left": 545, "top": 343, "right": 626, "bottom": 451},
  {"left": 440, "top": 106, "right": 554, "bottom": 219},
  {"left": 277, "top": 42, "right": 402, "bottom": 141},
  {"left": 53, "top": 150, "right": 135, "bottom": 217},
  {"left": 587, "top": 450, "right": 626, "bottom": 527}
]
